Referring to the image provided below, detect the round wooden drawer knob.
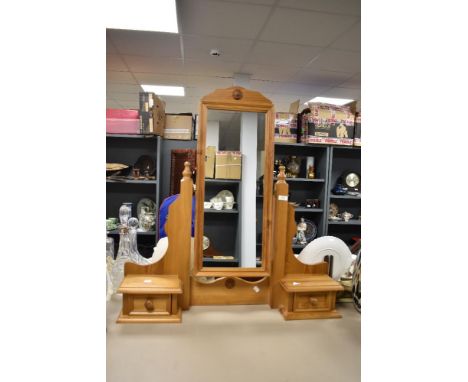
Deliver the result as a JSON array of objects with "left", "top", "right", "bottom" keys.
[
  {"left": 145, "top": 299, "right": 154, "bottom": 311},
  {"left": 225, "top": 278, "right": 235, "bottom": 289}
]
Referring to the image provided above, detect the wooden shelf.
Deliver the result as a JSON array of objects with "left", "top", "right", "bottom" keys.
[
  {"left": 294, "top": 207, "right": 324, "bottom": 213},
  {"left": 204, "top": 208, "right": 238, "bottom": 214},
  {"left": 203, "top": 257, "right": 239, "bottom": 263},
  {"left": 107, "top": 230, "right": 156, "bottom": 236},
  {"left": 274, "top": 177, "right": 325, "bottom": 183},
  {"left": 106, "top": 178, "right": 158, "bottom": 184},
  {"left": 328, "top": 220, "right": 361, "bottom": 226},
  {"left": 205, "top": 178, "right": 241, "bottom": 184},
  {"left": 329, "top": 194, "right": 360, "bottom": 199},
  {"left": 106, "top": 134, "right": 156, "bottom": 139}
]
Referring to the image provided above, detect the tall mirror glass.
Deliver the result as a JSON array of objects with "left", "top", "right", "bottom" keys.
[{"left": 200, "top": 110, "right": 267, "bottom": 269}]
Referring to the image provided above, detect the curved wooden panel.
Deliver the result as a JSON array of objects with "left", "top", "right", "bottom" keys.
[
  {"left": 190, "top": 276, "right": 270, "bottom": 305},
  {"left": 201, "top": 86, "right": 273, "bottom": 112}
]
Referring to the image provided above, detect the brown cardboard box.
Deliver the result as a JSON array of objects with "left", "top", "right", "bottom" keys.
[
  {"left": 152, "top": 95, "right": 165, "bottom": 136},
  {"left": 138, "top": 92, "right": 165, "bottom": 135},
  {"left": 205, "top": 146, "right": 216, "bottom": 178},
  {"left": 215, "top": 151, "right": 242, "bottom": 180},
  {"left": 302, "top": 103, "right": 355, "bottom": 146},
  {"left": 164, "top": 114, "right": 193, "bottom": 140},
  {"left": 274, "top": 112, "right": 297, "bottom": 143},
  {"left": 353, "top": 112, "right": 361, "bottom": 146}
]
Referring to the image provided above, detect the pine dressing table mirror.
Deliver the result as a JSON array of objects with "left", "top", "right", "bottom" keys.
[{"left": 194, "top": 87, "right": 275, "bottom": 279}]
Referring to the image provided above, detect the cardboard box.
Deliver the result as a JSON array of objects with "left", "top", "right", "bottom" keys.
[
  {"left": 205, "top": 146, "right": 216, "bottom": 178},
  {"left": 354, "top": 112, "right": 361, "bottom": 146},
  {"left": 215, "top": 151, "right": 242, "bottom": 180},
  {"left": 303, "top": 103, "right": 355, "bottom": 146},
  {"left": 139, "top": 92, "right": 165, "bottom": 136},
  {"left": 274, "top": 113, "right": 297, "bottom": 143},
  {"left": 106, "top": 108, "right": 140, "bottom": 134},
  {"left": 164, "top": 114, "right": 193, "bottom": 140},
  {"left": 106, "top": 109, "right": 139, "bottom": 119}
]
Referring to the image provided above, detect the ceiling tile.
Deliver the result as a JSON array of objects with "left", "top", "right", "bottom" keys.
[
  {"left": 109, "top": 92, "right": 141, "bottom": 102},
  {"left": 106, "top": 83, "right": 141, "bottom": 94},
  {"left": 330, "top": 22, "right": 360, "bottom": 51},
  {"left": 212, "top": 0, "right": 275, "bottom": 4},
  {"left": 179, "top": 0, "right": 271, "bottom": 39},
  {"left": 260, "top": 8, "right": 358, "bottom": 46},
  {"left": 182, "top": 35, "right": 254, "bottom": 63},
  {"left": 182, "top": 59, "right": 242, "bottom": 77},
  {"left": 122, "top": 55, "right": 185, "bottom": 74},
  {"left": 274, "top": 82, "right": 329, "bottom": 97},
  {"left": 249, "top": 79, "right": 281, "bottom": 94},
  {"left": 106, "top": 71, "right": 137, "bottom": 84},
  {"left": 323, "top": 86, "right": 361, "bottom": 100},
  {"left": 107, "top": 29, "right": 181, "bottom": 58},
  {"left": 291, "top": 69, "right": 354, "bottom": 87},
  {"left": 132, "top": 72, "right": 188, "bottom": 86},
  {"left": 306, "top": 49, "right": 360, "bottom": 73},
  {"left": 242, "top": 63, "right": 299, "bottom": 82},
  {"left": 106, "top": 54, "right": 128, "bottom": 71},
  {"left": 116, "top": 100, "right": 139, "bottom": 109},
  {"left": 246, "top": 41, "right": 322, "bottom": 67},
  {"left": 279, "top": 0, "right": 360, "bottom": 16},
  {"left": 182, "top": 76, "right": 234, "bottom": 88},
  {"left": 106, "top": 35, "right": 117, "bottom": 54},
  {"left": 337, "top": 73, "right": 360, "bottom": 89}
]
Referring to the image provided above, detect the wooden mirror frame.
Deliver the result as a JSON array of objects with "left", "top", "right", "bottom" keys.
[{"left": 194, "top": 87, "right": 275, "bottom": 277}]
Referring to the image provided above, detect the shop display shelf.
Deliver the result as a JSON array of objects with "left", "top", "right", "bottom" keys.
[
  {"left": 203, "top": 257, "right": 239, "bottom": 263},
  {"left": 106, "top": 178, "right": 158, "bottom": 184},
  {"left": 329, "top": 194, "right": 360, "bottom": 200},
  {"left": 204, "top": 208, "right": 238, "bottom": 214},
  {"left": 205, "top": 179, "right": 241, "bottom": 184},
  {"left": 274, "top": 177, "right": 325, "bottom": 183},
  {"left": 294, "top": 207, "right": 324, "bottom": 213},
  {"left": 107, "top": 230, "right": 156, "bottom": 235},
  {"left": 328, "top": 220, "right": 361, "bottom": 226},
  {"left": 106, "top": 134, "right": 157, "bottom": 139}
]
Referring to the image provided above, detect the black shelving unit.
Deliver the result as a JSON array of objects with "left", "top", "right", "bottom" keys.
[
  {"left": 106, "top": 134, "right": 161, "bottom": 258},
  {"left": 326, "top": 146, "right": 361, "bottom": 244},
  {"left": 274, "top": 143, "right": 331, "bottom": 253},
  {"left": 266, "top": 142, "right": 361, "bottom": 253},
  {"left": 203, "top": 177, "right": 241, "bottom": 267}
]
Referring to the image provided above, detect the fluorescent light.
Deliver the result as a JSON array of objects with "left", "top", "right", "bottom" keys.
[
  {"left": 306, "top": 97, "right": 354, "bottom": 106},
  {"left": 141, "top": 84, "right": 185, "bottom": 96},
  {"left": 107, "top": 0, "right": 178, "bottom": 33}
]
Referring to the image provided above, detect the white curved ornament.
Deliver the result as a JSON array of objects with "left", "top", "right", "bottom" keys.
[
  {"left": 149, "top": 237, "right": 169, "bottom": 264},
  {"left": 297, "top": 236, "right": 353, "bottom": 280}
]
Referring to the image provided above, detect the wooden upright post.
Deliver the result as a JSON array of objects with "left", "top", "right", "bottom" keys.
[
  {"left": 164, "top": 162, "right": 193, "bottom": 310},
  {"left": 269, "top": 166, "right": 289, "bottom": 308}
]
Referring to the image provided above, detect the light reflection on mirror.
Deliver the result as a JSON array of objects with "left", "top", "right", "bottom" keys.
[{"left": 202, "top": 110, "right": 266, "bottom": 269}]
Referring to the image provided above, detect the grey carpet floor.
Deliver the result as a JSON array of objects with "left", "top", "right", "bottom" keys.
[{"left": 107, "top": 295, "right": 360, "bottom": 382}]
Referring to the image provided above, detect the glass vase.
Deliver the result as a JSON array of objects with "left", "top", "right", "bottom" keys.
[
  {"left": 128, "top": 217, "right": 151, "bottom": 265},
  {"left": 111, "top": 225, "right": 133, "bottom": 293}
]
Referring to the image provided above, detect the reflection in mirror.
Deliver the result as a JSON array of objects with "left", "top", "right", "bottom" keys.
[{"left": 202, "top": 110, "right": 266, "bottom": 269}]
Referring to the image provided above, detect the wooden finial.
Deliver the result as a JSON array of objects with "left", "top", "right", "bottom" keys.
[
  {"left": 278, "top": 165, "right": 286, "bottom": 182},
  {"left": 183, "top": 161, "right": 192, "bottom": 178}
]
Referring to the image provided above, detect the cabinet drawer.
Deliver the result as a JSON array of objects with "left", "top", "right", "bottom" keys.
[
  {"left": 293, "top": 292, "right": 331, "bottom": 312},
  {"left": 124, "top": 294, "right": 172, "bottom": 316}
]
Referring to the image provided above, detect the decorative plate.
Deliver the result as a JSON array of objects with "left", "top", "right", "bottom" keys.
[
  {"left": 203, "top": 236, "right": 210, "bottom": 250},
  {"left": 134, "top": 155, "right": 155, "bottom": 176},
  {"left": 303, "top": 219, "right": 317, "bottom": 242},
  {"left": 297, "top": 236, "right": 353, "bottom": 280},
  {"left": 137, "top": 198, "right": 156, "bottom": 220}
]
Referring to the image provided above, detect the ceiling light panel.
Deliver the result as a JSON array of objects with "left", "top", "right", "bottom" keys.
[
  {"left": 106, "top": 0, "right": 178, "bottom": 33},
  {"left": 141, "top": 84, "right": 185, "bottom": 96},
  {"left": 306, "top": 97, "right": 354, "bottom": 106}
]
